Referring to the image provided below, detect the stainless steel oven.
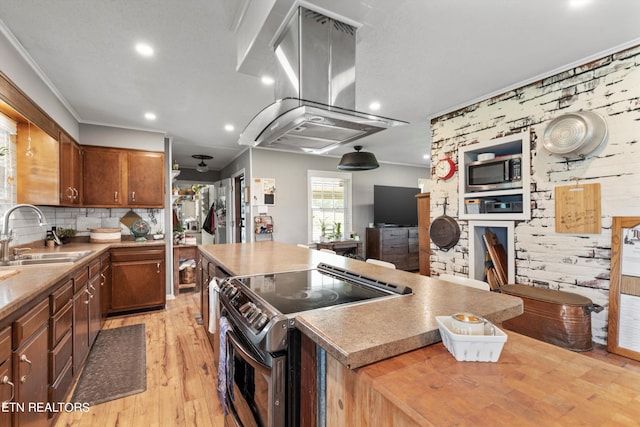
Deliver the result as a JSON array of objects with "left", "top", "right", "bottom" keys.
[
  {"left": 217, "top": 263, "right": 411, "bottom": 427},
  {"left": 224, "top": 323, "right": 286, "bottom": 427}
]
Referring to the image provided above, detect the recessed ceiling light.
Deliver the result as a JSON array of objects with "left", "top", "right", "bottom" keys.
[
  {"left": 135, "top": 43, "right": 154, "bottom": 57},
  {"left": 261, "top": 76, "right": 275, "bottom": 85},
  {"left": 569, "top": 0, "right": 591, "bottom": 8},
  {"left": 224, "top": 124, "right": 235, "bottom": 132},
  {"left": 369, "top": 101, "right": 381, "bottom": 111},
  {"left": 144, "top": 112, "right": 156, "bottom": 120},
  {"left": 423, "top": 154, "right": 431, "bottom": 159}
]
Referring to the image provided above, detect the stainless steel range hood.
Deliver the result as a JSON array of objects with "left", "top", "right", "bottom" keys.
[{"left": 238, "top": 6, "right": 407, "bottom": 154}]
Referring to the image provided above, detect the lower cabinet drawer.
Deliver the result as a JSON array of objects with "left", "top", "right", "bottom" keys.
[
  {"left": 0, "top": 326, "right": 10, "bottom": 362},
  {"left": 48, "top": 358, "right": 73, "bottom": 411},
  {"left": 13, "top": 299, "right": 49, "bottom": 348},
  {"left": 49, "top": 329, "right": 72, "bottom": 383},
  {"left": 381, "top": 243, "right": 408, "bottom": 255},
  {"left": 50, "top": 302, "right": 72, "bottom": 348}
]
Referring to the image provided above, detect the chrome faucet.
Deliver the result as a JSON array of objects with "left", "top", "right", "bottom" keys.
[{"left": 0, "top": 204, "right": 47, "bottom": 262}]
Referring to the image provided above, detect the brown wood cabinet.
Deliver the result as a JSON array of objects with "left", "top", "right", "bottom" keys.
[
  {"left": 82, "top": 146, "right": 123, "bottom": 206},
  {"left": 72, "top": 269, "right": 90, "bottom": 375},
  {"left": 99, "top": 252, "right": 111, "bottom": 324},
  {"left": 48, "top": 280, "right": 73, "bottom": 411},
  {"left": 16, "top": 122, "right": 60, "bottom": 206},
  {"left": 0, "top": 248, "right": 145, "bottom": 426},
  {"left": 0, "top": 326, "right": 13, "bottom": 427},
  {"left": 88, "top": 266, "right": 102, "bottom": 346},
  {"left": 59, "top": 131, "right": 82, "bottom": 206},
  {"left": 365, "top": 227, "right": 419, "bottom": 271},
  {"left": 201, "top": 256, "right": 212, "bottom": 352},
  {"left": 83, "top": 146, "right": 164, "bottom": 208},
  {"left": 16, "top": 123, "right": 84, "bottom": 207},
  {"left": 416, "top": 193, "right": 431, "bottom": 276},
  {"left": 13, "top": 299, "right": 49, "bottom": 427},
  {"left": 110, "top": 246, "right": 166, "bottom": 313},
  {"left": 127, "top": 150, "right": 164, "bottom": 206}
]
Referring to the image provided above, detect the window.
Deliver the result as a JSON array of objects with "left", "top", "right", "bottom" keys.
[
  {"left": 0, "top": 113, "right": 16, "bottom": 204},
  {"left": 308, "top": 170, "right": 352, "bottom": 243}
]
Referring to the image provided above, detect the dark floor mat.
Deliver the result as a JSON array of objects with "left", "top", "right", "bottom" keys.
[{"left": 71, "top": 324, "right": 147, "bottom": 406}]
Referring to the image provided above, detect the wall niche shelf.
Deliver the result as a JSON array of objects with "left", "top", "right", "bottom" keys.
[{"left": 458, "top": 129, "right": 531, "bottom": 221}]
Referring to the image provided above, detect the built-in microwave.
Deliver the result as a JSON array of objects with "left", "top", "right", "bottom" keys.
[{"left": 466, "top": 154, "right": 522, "bottom": 192}]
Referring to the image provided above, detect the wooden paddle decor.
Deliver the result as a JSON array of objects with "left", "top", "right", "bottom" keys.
[{"left": 555, "top": 182, "right": 601, "bottom": 234}]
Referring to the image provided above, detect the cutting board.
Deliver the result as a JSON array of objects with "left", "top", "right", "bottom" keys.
[
  {"left": 120, "top": 210, "right": 142, "bottom": 228},
  {"left": 555, "top": 183, "right": 601, "bottom": 234},
  {"left": 483, "top": 229, "right": 508, "bottom": 287}
]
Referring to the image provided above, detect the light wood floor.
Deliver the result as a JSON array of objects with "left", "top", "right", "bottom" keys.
[
  {"left": 54, "top": 292, "right": 225, "bottom": 427},
  {"left": 53, "top": 292, "right": 640, "bottom": 426}
]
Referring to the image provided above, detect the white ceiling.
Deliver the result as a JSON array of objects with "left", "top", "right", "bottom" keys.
[{"left": 1, "top": 0, "right": 639, "bottom": 170}]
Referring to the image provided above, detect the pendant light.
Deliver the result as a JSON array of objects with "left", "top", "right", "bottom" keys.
[
  {"left": 192, "top": 154, "right": 213, "bottom": 173},
  {"left": 337, "top": 145, "right": 379, "bottom": 170},
  {"left": 25, "top": 121, "right": 34, "bottom": 157}
]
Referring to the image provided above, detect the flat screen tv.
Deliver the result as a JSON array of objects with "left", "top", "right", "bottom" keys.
[{"left": 373, "top": 185, "right": 421, "bottom": 227}]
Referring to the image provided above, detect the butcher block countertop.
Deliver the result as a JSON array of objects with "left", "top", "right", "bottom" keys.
[
  {"left": 326, "top": 330, "right": 640, "bottom": 426},
  {"left": 0, "top": 240, "right": 167, "bottom": 322},
  {"left": 199, "top": 241, "right": 524, "bottom": 368}
]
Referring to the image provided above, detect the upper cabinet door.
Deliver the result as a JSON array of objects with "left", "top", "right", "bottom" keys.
[
  {"left": 59, "top": 131, "right": 82, "bottom": 206},
  {"left": 127, "top": 151, "right": 164, "bottom": 207},
  {"left": 17, "top": 122, "right": 60, "bottom": 206},
  {"left": 82, "top": 146, "right": 124, "bottom": 207},
  {"left": 82, "top": 146, "right": 164, "bottom": 208}
]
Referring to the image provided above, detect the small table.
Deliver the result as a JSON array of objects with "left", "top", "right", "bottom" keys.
[{"left": 316, "top": 240, "right": 363, "bottom": 259}]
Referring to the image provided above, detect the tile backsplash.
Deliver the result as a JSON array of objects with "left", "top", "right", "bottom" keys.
[{"left": 0, "top": 206, "right": 165, "bottom": 246}]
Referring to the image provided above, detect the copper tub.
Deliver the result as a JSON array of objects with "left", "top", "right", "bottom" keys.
[{"left": 500, "top": 284, "right": 603, "bottom": 352}]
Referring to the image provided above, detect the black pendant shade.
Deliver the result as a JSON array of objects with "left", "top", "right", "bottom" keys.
[
  {"left": 192, "top": 154, "right": 213, "bottom": 173},
  {"left": 337, "top": 145, "right": 379, "bottom": 171}
]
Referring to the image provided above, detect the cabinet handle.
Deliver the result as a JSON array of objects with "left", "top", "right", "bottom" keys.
[
  {"left": 89, "top": 283, "right": 96, "bottom": 291},
  {"left": 73, "top": 187, "right": 79, "bottom": 199},
  {"left": 1, "top": 375, "right": 14, "bottom": 402},
  {"left": 100, "top": 273, "right": 106, "bottom": 286},
  {"left": 66, "top": 187, "right": 74, "bottom": 200},
  {"left": 85, "top": 288, "right": 92, "bottom": 303},
  {"left": 19, "top": 355, "right": 32, "bottom": 383},
  {"left": 131, "top": 191, "right": 136, "bottom": 201},
  {"left": 156, "top": 262, "right": 160, "bottom": 274},
  {"left": 114, "top": 191, "right": 118, "bottom": 202}
]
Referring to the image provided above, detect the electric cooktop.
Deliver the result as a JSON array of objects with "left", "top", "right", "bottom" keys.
[{"left": 234, "top": 263, "right": 411, "bottom": 315}]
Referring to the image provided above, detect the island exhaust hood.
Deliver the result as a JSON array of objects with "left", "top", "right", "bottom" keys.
[{"left": 238, "top": 6, "right": 407, "bottom": 154}]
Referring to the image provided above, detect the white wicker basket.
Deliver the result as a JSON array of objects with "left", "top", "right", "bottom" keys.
[{"left": 436, "top": 316, "right": 507, "bottom": 362}]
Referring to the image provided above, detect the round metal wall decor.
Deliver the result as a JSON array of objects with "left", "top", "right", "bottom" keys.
[{"left": 542, "top": 111, "right": 607, "bottom": 157}]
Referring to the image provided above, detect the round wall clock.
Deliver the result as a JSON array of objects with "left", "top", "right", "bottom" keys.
[{"left": 435, "top": 158, "right": 456, "bottom": 180}]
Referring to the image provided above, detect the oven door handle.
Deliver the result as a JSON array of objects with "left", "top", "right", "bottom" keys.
[{"left": 227, "top": 331, "right": 271, "bottom": 375}]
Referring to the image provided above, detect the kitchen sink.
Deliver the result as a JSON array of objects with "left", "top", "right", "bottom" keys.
[{"left": 1, "top": 250, "right": 94, "bottom": 266}]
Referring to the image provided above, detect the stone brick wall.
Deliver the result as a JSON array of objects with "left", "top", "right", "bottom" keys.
[{"left": 430, "top": 44, "right": 640, "bottom": 344}]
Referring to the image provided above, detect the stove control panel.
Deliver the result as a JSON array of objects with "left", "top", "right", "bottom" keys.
[{"left": 219, "top": 278, "right": 274, "bottom": 333}]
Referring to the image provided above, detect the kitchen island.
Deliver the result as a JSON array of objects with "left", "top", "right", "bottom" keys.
[
  {"left": 201, "top": 241, "right": 640, "bottom": 426},
  {"left": 199, "top": 241, "right": 523, "bottom": 368}
]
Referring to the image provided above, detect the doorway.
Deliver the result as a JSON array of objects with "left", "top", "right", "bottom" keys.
[{"left": 232, "top": 171, "right": 246, "bottom": 243}]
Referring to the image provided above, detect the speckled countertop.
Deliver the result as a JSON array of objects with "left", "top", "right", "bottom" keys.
[
  {"left": 0, "top": 240, "right": 167, "bottom": 323},
  {"left": 199, "top": 241, "right": 524, "bottom": 369}
]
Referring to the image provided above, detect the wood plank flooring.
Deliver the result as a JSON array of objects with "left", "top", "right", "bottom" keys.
[
  {"left": 54, "top": 291, "right": 640, "bottom": 426},
  {"left": 54, "top": 292, "right": 224, "bottom": 427}
]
